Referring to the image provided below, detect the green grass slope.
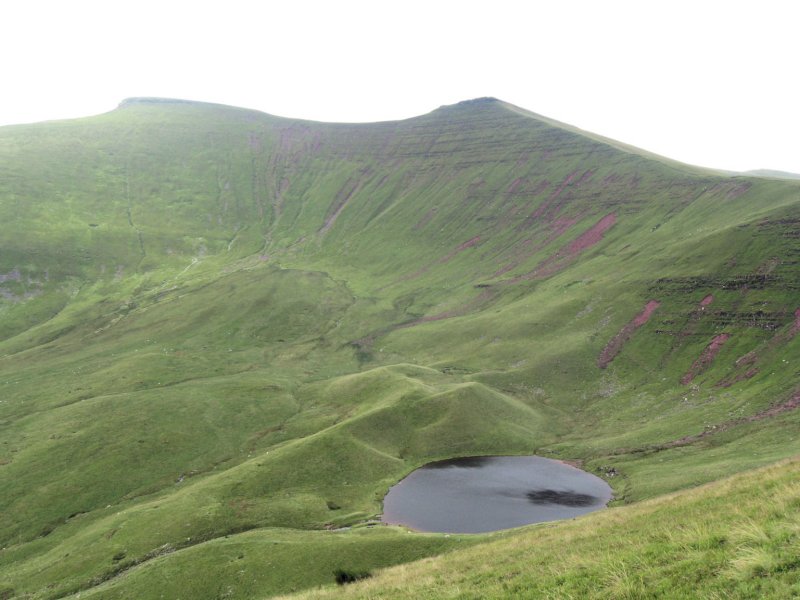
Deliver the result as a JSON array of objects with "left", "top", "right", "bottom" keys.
[{"left": 0, "top": 97, "right": 798, "bottom": 598}]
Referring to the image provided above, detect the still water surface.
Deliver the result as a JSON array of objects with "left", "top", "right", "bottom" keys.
[{"left": 382, "top": 456, "right": 612, "bottom": 533}]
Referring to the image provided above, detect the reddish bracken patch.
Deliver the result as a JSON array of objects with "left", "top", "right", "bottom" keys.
[
  {"left": 413, "top": 207, "right": 437, "bottom": 231},
  {"left": 576, "top": 169, "right": 596, "bottom": 185},
  {"left": 652, "top": 389, "right": 800, "bottom": 451},
  {"left": 633, "top": 300, "right": 662, "bottom": 327},
  {"left": 735, "top": 351, "right": 758, "bottom": 368},
  {"left": 518, "top": 171, "right": 581, "bottom": 229},
  {"left": 432, "top": 236, "right": 482, "bottom": 267},
  {"left": 398, "top": 236, "right": 482, "bottom": 282},
  {"left": 520, "top": 212, "right": 617, "bottom": 281},
  {"left": 791, "top": 308, "right": 800, "bottom": 335},
  {"left": 491, "top": 216, "right": 579, "bottom": 278},
  {"left": 318, "top": 171, "right": 371, "bottom": 235},
  {"left": 709, "top": 181, "right": 753, "bottom": 201},
  {"left": 549, "top": 170, "right": 581, "bottom": 199},
  {"left": 398, "top": 289, "right": 495, "bottom": 328},
  {"left": 597, "top": 300, "right": 661, "bottom": 369},
  {"left": 755, "top": 391, "right": 800, "bottom": 419},
  {"left": 716, "top": 307, "right": 799, "bottom": 386},
  {"left": 565, "top": 212, "right": 617, "bottom": 256},
  {"left": 680, "top": 333, "right": 731, "bottom": 385},
  {"left": 506, "top": 177, "right": 524, "bottom": 194},
  {"left": 717, "top": 367, "right": 759, "bottom": 388},
  {"left": 452, "top": 236, "right": 481, "bottom": 253}
]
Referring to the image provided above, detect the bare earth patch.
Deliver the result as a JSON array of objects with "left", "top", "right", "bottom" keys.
[
  {"left": 612, "top": 389, "right": 800, "bottom": 457},
  {"left": 513, "top": 212, "right": 617, "bottom": 282},
  {"left": 597, "top": 299, "right": 661, "bottom": 369},
  {"left": 681, "top": 333, "right": 731, "bottom": 384}
]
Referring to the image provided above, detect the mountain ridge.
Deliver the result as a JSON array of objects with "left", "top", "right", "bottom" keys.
[{"left": 107, "top": 95, "right": 741, "bottom": 178}]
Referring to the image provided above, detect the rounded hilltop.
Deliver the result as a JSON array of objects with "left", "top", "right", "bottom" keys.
[
  {"left": 117, "top": 97, "right": 205, "bottom": 107},
  {"left": 450, "top": 97, "right": 501, "bottom": 106}
]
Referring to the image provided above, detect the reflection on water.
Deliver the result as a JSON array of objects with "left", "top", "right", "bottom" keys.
[
  {"left": 382, "top": 455, "right": 612, "bottom": 534},
  {"left": 526, "top": 489, "right": 597, "bottom": 507},
  {"left": 424, "top": 456, "right": 492, "bottom": 469}
]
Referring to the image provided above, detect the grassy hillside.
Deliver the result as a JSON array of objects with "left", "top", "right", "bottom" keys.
[{"left": 0, "top": 97, "right": 797, "bottom": 599}]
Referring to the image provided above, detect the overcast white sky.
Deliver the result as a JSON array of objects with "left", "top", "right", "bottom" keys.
[{"left": 2, "top": 0, "right": 798, "bottom": 173}]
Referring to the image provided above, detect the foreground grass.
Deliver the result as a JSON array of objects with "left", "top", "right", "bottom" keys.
[
  {"left": 284, "top": 458, "right": 800, "bottom": 599},
  {"left": 52, "top": 527, "right": 475, "bottom": 600}
]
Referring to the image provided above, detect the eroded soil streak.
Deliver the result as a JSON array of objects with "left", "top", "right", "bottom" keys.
[
  {"left": 716, "top": 306, "right": 799, "bottom": 387},
  {"left": 681, "top": 333, "right": 731, "bottom": 384},
  {"left": 614, "top": 390, "right": 800, "bottom": 457},
  {"left": 516, "top": 212, "right": 617, "bottom": 281},
  {"left": 597, "top": 300, "right": 661, "bottom": 369}
]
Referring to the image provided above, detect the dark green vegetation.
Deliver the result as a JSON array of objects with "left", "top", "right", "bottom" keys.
[{"left": 0, "top": 97, "right": 797, "bottom": 599}]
